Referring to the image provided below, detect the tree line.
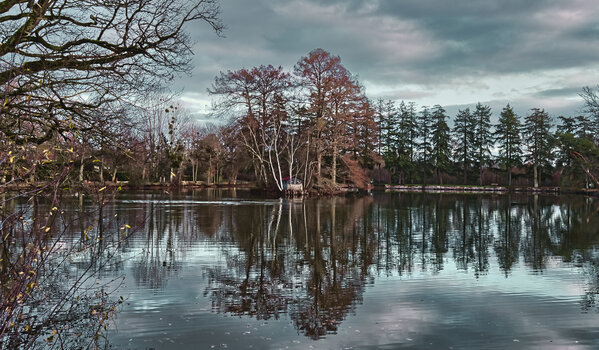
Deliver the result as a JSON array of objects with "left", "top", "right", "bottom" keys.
[
  {"left": 3, "top": 43, "right": 599, "bottom": 190},
  {"left": 376, "top": 96, "right": 599, "bottom": 188}
]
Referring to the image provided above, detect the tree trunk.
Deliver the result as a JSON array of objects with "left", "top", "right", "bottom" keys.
[
  {"left": 99, "top": 157, "right": 104, "bottom": 183},
  {"left": 317, "top": 151, "right": 322, "bottom": 181},
  {"left": 533, "top": 164, "right": 538, "bottom": 188},
  {"left": 479, "top": 164, "right": 483, "bottom": 186},
  {"left": 79, "top": 152, "right": 85, "bottom": 182},
  {"left": 508, "top": 166, "right": 512, "bottom": 187},
  {"left": 191, "top": 160, "right": 195, "bottom": 182},
  {"left": 332, "top": 142, "right": 337, "bottom": 185}
]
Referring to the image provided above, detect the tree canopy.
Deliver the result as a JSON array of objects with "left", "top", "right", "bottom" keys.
[{"left": 0, "top": 0, "right": 222, "bottom": 144}]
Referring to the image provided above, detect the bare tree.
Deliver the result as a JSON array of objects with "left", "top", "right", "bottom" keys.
[
  {"left": 210, "top": 65, "right": 301, "bottom": 190},
  {"left": 0, "top": 0, "right": 222, "bottom": 144},
  {"left": 580, "top": 86, "right": 599, "bottom": 141}
]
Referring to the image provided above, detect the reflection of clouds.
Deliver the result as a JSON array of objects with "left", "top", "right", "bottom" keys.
[
  {"left": 102, "top": 192, "right": 599, "bottom": 348},
  {"left": 309, "top": 280, "right": 598, "bottom": 350}
]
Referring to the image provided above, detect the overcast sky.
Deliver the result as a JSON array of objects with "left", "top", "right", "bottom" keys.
[{"left": 177, "top": 0, "right": 599, "bottom": 122}]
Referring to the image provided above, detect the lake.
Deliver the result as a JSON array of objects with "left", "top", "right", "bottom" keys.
[{"left": 21, "top": 190, "right": 599, "bottom": 349}]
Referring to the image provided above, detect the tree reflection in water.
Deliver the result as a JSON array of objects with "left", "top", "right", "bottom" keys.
[
  {"left": 203, "top": 197, "right": 377, "bottom": 339},
  {"left": 193, "top": 193, "right": 599, "bottom": 338},
  {"left": 26, "top": 191, "right": 599, "bottom": 342}
]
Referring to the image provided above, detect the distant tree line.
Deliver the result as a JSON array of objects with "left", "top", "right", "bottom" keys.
[
  {"left": 375, "top": 95, "right": 599, "bottom": 188},
  {"left": 3, "top": 40, "right": 599, "bottom": 190}
]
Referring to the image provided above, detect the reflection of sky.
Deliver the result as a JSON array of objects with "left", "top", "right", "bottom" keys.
[
  {"left": 109, "top": 243, "right": 597, "bottom": 349},
  {"left": 392, "top": 256, "right": 585, "bottom": 301},
  {"left": 103, "top": 193, "right": 599, "bottom": 349},
  {"left": 109, "top": 256, "right": 598, "bottom": 349}
]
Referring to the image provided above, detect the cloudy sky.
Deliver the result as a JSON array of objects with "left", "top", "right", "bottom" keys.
[{"left": 177, "top": 0, "right": 599, "bottom": 122}]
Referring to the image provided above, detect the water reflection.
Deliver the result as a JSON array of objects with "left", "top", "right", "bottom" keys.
[
  {"left": 63, "top": 191, "right": 598, "bottom": 342},
  {"left": 33, "top": 190, "right": 599, "bottom": 346},
  {"left": 199, "top": 197, "right": 375, "bottom": 339}
]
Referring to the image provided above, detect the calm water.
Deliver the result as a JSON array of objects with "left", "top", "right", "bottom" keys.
[{"left": 52, "top": 190, "right": 599, "bottom": 348}]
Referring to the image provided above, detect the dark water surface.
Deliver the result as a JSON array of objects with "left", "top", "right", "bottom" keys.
[{"left": 66, "top": 190, "right": 599, "bottom": 349}]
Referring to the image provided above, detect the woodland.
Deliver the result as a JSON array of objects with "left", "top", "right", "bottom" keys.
[{"left": 4, "top": 44, "right": 599, "bottom": 193}]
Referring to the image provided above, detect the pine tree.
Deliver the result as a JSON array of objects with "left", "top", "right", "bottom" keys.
[
  {"left": 523, "top": 108, "right": 553, "bottom": 188},
  {"left": 418, "top": 106, "right": 434, "bottom": 184},
  {"left": 494, "top": 104, "right": 522, "bottom": 186},
  {"left": 472, "top": 103, "right": 493, "bottom": 185},
  {"left": 557, "top": 116, "right": 576, "bottom": 134},
  {"left": 575, "top": 115, "right": 593, "bottom": 140},
  {"left": 431, "top": 105, "right": 451, "bottom": 184},
  {"left": 397, "top": 101, "right": 418, "bottom": 183},
  {"left": 375, "top": 99, "right": 397, "bottom": 156},
  {"left": 376, "top": 99, "right": 399, "bottom": 181},
  {"left": 556, "top": 115, "right": 595, "bottom": 188},
  {"left": 453, "top": 108, "right": 475, "bottom": 184}
]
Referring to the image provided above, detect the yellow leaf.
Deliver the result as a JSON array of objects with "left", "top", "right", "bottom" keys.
[
  {"left": 52, "top": 207, "right": 57, "bottom": 211},
  {"left": 26, "top": 281, "right": 35, "bottom": 291},
  {"left": 125, "top": 224, "right": 131, "bottom": 229},
  {"left": 98, "top": 186, "right": 106, "bottom": 192},
  {"left": 45, "top": 227, "right": 50, "bottom": 232},
  {"left": 9, "top": 156, "right": 14, "bottom": 163},
  {"left": 171, "top": 172, "right": 176, "bottom": 177}
]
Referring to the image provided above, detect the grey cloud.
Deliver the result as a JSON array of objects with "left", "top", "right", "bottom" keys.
[
  {"left": 535, "top": 87, "right": 583, "bottom": 98},
  {"left": 443, "top": 97, "right": 583, "bottom": 125},
  {"left": 173, "top": 0, "right": 598, "bottom": 116},
  {"left": 302, "top": 0, "right": 599, "bottom": 80}
]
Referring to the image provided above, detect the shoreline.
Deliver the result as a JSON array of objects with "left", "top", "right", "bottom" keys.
[
  {"left": 2, "top": 180, "right": 598, "bottom": 197},
  {"left": 384, "top": 184, "right": 599, "bottom": 196}
]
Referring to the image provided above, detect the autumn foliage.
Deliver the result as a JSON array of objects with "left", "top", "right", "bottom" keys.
[{"left": 210, "top": 49, "right": 380, "bottom": 191}]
